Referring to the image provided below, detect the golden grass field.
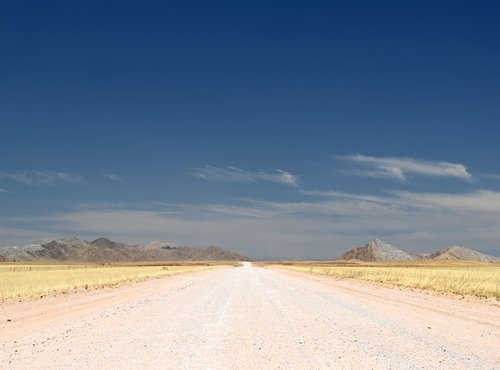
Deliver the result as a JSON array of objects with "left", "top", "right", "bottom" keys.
[
  {"left": 264, "top": 260, "right": 500, "bottom": 299},
  {"left": 0, "top": 262, "right": 236, "bottom": 301}
]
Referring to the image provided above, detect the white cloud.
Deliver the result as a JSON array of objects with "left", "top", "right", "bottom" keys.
[
  {"left": 339, "top": 154, "right": 473, "bottom": 181},
  {"left": 0, "top": 171, "right": 82, "bottom": 187},
  {"left": 103, "top": 173, "right": 125, "bottom": 183},
  {"left": 192, "top": 166, "right": 298, "bottom": 187}
]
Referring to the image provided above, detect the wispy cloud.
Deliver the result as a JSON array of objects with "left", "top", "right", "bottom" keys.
[
  {"left": 479, "top": 173, "right": 500, "bottom": 180},
  {"left": 301, "top": 189, "right": 390, "bottom": 204},
  {"left": 394, "top": 190, "right": 500, "bottom": 212},
  {"left": 192, "top": 166, "right": 298, "bottom": 187},
  {"left": 103, "top": 173, "right": 125, "bottom": 183},
  {"left": 3, "top": 162, "right": 499, "bottom": 258},
  {"left": 0, "top": 187, "right": 10, "bottom": 193},
  {"left": 339, "top": 154, "right": 473, "bottom": 181},
  {"left": 0, "top": 171, "right": 82, "bottom": 187},
  {"left": 303, "top": 188, "right": 500, "bottom": 212},
  {"left": 8, "top": 187, "right": 500, "bottom": 258}
]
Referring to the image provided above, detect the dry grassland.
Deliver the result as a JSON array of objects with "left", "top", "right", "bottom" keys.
[
  {"left": 0, "top": 262, "right": 235, "bottom": 300},
  {"left": 267, "top": 260, "right": 500, "bottom": 299}
]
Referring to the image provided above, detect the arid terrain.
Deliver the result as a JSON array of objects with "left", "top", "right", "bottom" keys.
[{"left": 1, "top": 263, "right": 499, "bottom": 369}]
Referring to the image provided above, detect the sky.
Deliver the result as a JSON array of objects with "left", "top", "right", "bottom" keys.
[{"left": 1, "top": 1, "right": 500, "bottom": 259}]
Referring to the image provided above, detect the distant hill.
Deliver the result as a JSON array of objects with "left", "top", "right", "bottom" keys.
[
  {"left": 0, "top": 237, "right": 251, "bottom": 262},
  {"left": 342, "top": 239, "right": 499, "bottom": 262},
  {"left": 429, "top": 246, "right": 499, "bottom": 262},
  {"left": 342, "top": 239, "right": 415, "bottom": 261}
]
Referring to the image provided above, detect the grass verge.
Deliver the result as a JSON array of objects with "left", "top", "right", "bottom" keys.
[
  {"left": 0, "top": 262, "right": 235, "bottom": 301},
  {"left": 266, "top": 261, "right": 500, "bottom": 300}
]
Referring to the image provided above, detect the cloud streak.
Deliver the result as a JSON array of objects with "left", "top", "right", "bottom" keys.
[
  {"left": 0, "top": 171, "right": 82, "bottom": 187},
  {"left": 339, "top": 154, "right": 473, "bottom": 181},
  {"left": 192, "top": 166, "right": 298, "bottom": 187},
  {"left": 303, "top": 188, "right": 500, "bottom": 212},
  {"left": 103, "top": 173, "right": 125, "bottom": 183},
  {"left": 479, "top": 173, "right": 500, "bottom": 180},
  {"left": 394, "top": 190, "right": 500, "bottom": 212}
]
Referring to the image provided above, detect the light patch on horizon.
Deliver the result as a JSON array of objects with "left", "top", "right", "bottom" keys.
[
  {"left": 192, "top": 165, "right": 298, "bottom": 187},
  {"left": 339, "top": 154, "right": 473, "bottom": 181},
  {"left": 0, "top": 171, "right": 82, "bottom": 187}
]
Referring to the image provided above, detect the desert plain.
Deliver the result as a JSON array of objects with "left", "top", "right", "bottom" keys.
[{"left": 0, "top": 261, "right": 499, "bottom": 369}]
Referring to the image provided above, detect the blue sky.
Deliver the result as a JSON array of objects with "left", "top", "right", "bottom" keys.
[{"left": 1, "top": 1, "right": 500, "bottom": 259}]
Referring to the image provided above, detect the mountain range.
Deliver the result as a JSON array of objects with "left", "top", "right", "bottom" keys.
[
  {"left": 0, "top": 237, "right": 250, "bottom": 262},
  {"left": 342, "top": 239, "right": 499, "bottom": 262},
  {"left": 1, "top": 237, "right": 498, "bottom": 263}
]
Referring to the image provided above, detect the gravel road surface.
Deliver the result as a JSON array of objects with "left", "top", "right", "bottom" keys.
[{"left": 1, "top": 263, "right": 499, "bottom": 369}]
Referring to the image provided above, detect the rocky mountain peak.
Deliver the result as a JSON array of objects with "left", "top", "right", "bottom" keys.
[
  {"left": 430, "top": 245, "right": 499, "bottom": 262},
  {"left": 342, "top": 239, "right": 415, "bottom": 261},
  {"left": 90, "top": 237, "right": 124, "bottom": 249}
]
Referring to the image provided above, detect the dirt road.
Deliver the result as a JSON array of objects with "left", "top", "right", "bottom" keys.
[{"left": 1, "top": 263, "right": 499, "bottom": 369}]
